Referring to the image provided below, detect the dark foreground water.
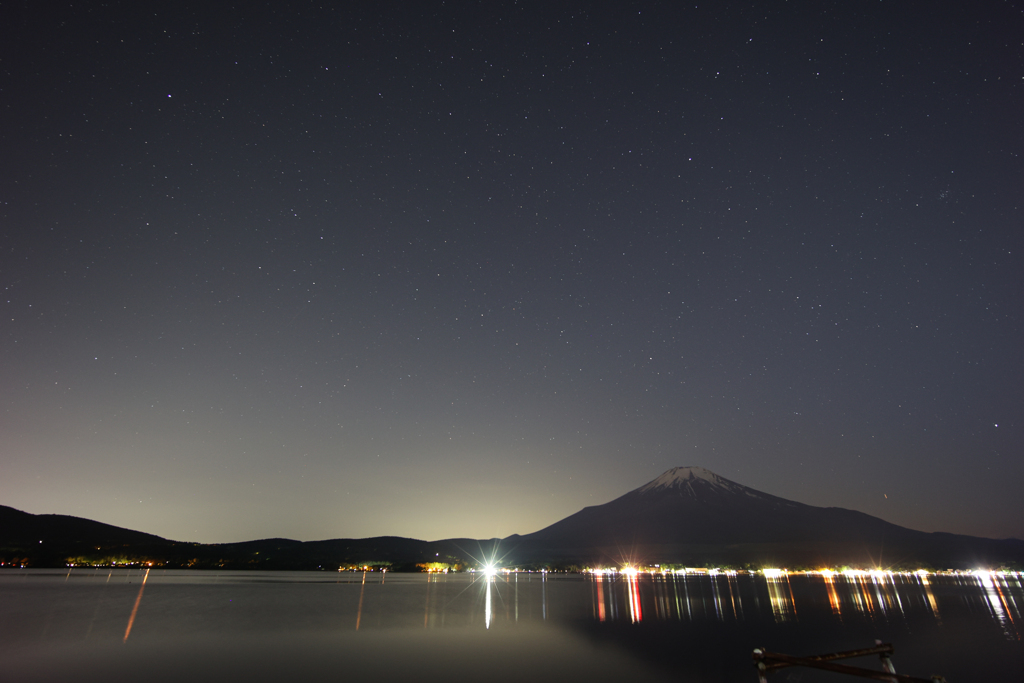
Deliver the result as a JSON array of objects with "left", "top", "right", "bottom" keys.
[{"left": 2, "top": 568, "right": 1022, "bottom": 682}]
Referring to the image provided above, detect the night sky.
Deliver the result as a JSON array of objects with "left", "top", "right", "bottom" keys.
[{"left": 2, "top": 2, "right": 1022, "bottom": 545}]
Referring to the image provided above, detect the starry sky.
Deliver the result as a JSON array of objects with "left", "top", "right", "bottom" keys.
[{"left": 2, "top": 1, "right": 1022, "bottom": 544}]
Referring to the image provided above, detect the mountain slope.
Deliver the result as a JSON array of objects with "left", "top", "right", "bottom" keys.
[
  {"left": 0, "top": 504, "right": 169, "bottom": 547},
  {"left": 505, "top": 467, "right": 1024, "bottom": 567},
  {"left": 0, "top": 505, "right": 492, "bottom": 569},
  {"left": 0, "top": 504, "right": 175, "bottom": 565}
]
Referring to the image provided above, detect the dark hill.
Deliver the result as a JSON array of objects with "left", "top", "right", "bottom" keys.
[
  {"left": 0, "top": 504, "right": 168, "bottom": 546},
  {"left": 0, "top": 505, "right": 493, "bottom": 570},
  {"left": 0, "top": 504, "right": 173, "bottom": 565}
]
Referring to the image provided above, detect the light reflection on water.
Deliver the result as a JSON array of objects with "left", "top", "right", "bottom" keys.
[
  {"left": 580, "top": 571, "right": 1024, "bottom": 636},
  {"left": 121, "top": 567, "right": 149, "bottom": 642},
  {"left": 765, "top": 573, "right": 797, "bottom": 622},
  {"left": 3, "top": 568, "right": 1024, "bottom": 682},
  {"left": 972, "top": 571, "right": 1020, "bottom": 637},
  {"left": 4, "top": 567, "right": 1023, "bottom": 634}
]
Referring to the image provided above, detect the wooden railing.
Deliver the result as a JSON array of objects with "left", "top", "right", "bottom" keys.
[{"left": 752, "top": 641, "right": 946, "bottom": 683}]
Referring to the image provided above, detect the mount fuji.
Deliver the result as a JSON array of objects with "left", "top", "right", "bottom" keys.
[{"left": 502, "top": 466, "right": 1024, "bottom": 568}]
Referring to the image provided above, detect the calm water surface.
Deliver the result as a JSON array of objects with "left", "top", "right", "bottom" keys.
[{"left": 2, "top": 569, "right": 1022, "bottom": 681}]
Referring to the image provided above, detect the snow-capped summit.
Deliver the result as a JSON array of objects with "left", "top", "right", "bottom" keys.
[
  {"left": 635, "top": 465, "right": 759, "bottom": 499},
  {"left": 638, "top": 466, "right": 729, "bottom": 492}
]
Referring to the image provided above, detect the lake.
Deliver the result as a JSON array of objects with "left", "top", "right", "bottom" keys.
[{"left": 2, "top": 568, "right": 1022, "bottom": 681}]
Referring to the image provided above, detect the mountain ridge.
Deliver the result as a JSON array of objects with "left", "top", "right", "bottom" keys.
[
  {"left": 507, "top": 466, "right": 1023, "bottom": 567},
  {"left": 3, "top": 467, "right": 1022, "bottom": 569}
]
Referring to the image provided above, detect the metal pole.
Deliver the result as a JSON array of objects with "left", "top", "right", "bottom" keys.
[
  {"left": 877, "top": 639, "right": 897, "bottom": 683},
  {"left": 752, "top": 648, "right": 769, "bottom": 683}
]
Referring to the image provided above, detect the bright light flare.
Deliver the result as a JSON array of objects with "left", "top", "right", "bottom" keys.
[
  {"left": 974, "top": 569, "right": 995, "bottom": 587},
  {"left": 762, "top": 568, "right": 785, "bottom": 579},
  {"left": 483, "top": 564, "right": 498, "bottom": 577}
]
